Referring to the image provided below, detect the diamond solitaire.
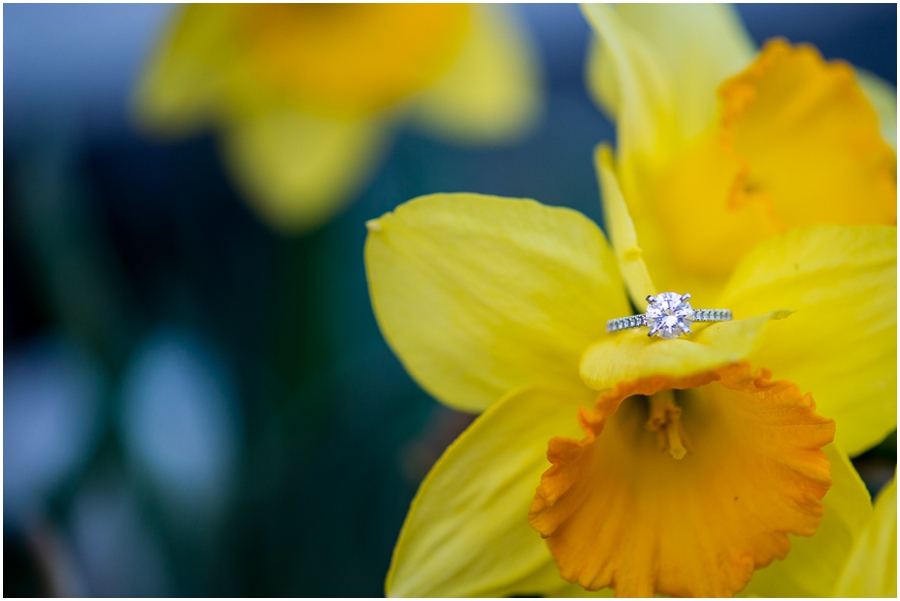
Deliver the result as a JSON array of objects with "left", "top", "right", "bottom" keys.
[
  {"left": 645, "top": 292, "right": 694, "bottom": 339},
  {"left": 606, "top": 292, "right": 732, "bottom": 339}
]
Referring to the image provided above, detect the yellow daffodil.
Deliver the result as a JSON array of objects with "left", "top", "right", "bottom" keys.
[
  {"left": 365, "top": 139, "right": 894, "bottom": 594},
  {"left": 133, "top": 4, "right": 541, "bottom": 233},
  {"left": 583, "top": 4, "right": 897, "bottom": 307}
]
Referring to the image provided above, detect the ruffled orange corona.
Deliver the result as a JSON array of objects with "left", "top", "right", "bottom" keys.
[{"left": 529, "top": 364, "right": 834, "bottom": 597}]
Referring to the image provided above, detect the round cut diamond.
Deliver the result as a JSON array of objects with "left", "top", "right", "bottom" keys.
[{"left": 646, "top": 292, "right": 694, "bottom": 339}]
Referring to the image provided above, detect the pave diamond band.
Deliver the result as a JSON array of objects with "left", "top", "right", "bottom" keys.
[
  {"left": 692, "top": 309, "right": 733, "bottom": 322},
  {"left": 606, "top": 314, "right": 648, "bottom": 332},
  {"left": 606, "top": 292, "right": 732, "bottom": 339}
]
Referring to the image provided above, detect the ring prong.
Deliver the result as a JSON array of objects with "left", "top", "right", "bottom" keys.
[
  {"left": 646, "top": 295, "right": 655, "bottom": 304},
  {"left": 681, "top": 293, "right": 691, "bottom": 301}
]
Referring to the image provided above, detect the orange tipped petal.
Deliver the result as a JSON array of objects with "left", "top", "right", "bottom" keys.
[{"left": 528, "top": 363, "right": 834, "bottom": 597}]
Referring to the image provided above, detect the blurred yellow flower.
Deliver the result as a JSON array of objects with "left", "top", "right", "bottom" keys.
[
  {"left": 133, "top": 4, "right": 541, "bottom": 233},
  {"left": 583, "top": 4, "right": 896, "bottom": 304},
  {"left": 364, "top": 157, "right": 893, "bottom": 594}
]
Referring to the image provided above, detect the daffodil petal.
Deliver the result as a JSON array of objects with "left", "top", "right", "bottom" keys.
[
  {"left": 857, "top": 68, "right": 898, "bottom": 150},
  {"left": 408, "top": 4, "right": 541, "bottom": 144},
  {"left": 221, "top": 112, "right": 388, "bottom": 233},
  {"left": 366, "top": 194, "right": 629, "bottom": 413},
  {"left": 581, "top": 3, "right": 675, "bottom": 198},
  {"left": 386, "top": 385, "right": 592, "bottom": 597},
  {"left": 835, "top": 473, "right": 897, "bottom": 597},
  {"left": 580, "top": 310, "right": 790, "bottom": 391},
  {"left": 741, "top": 444, "right": 874, "bottom": 597},
  {"left": 718, "top": 225, "right": 897, "bottom": 456},
  {"left": 132, "top": 4, "right": 234, "bottom": 136},
  {"left": 596, "top": 3, "right": 754, "bottom": 143},
  {"left": 595, "top": 144, "right": 656, "bottom": 309}
]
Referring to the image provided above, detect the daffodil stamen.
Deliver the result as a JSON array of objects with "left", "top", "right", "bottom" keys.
[{"left": 644, "top": 389, "right": 690, "bottom": 460}]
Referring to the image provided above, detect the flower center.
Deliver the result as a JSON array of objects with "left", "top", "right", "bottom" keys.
[{"left": 645, "top": 390, "right": 690, "bottom": 459}]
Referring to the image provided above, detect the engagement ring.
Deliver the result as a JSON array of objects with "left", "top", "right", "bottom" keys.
[{"left": 606, "top": 292, "right": 732, "bottom": 339}]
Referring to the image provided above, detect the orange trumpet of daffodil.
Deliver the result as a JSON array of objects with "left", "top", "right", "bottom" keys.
[{"left": 133, "top": 4, "right": 541, "bottom": 233}]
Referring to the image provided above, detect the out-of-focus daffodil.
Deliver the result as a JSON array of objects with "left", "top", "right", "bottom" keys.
[
  {"left": 583, "top": 4, "right": 896, "bottom": 306},
  {"left": 134, "top": 4, "right": 541, "bottom": 233},
  {"left": 365, "top": 140, "right": 894, "bottom": 594}
]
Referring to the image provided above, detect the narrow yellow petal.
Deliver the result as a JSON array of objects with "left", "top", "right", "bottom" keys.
[
  {"left": 386, "top": 385, "right": 592, "bottom": 597},
  {"left": 595, "top": 144, "right": 656, "bottom": 309},
  {"left": 719, "top": 225, "right": 897, "bottom": 456},
  {"left": 593, "top": 3, "right": 754, "bottom": 144},
  {"left": 408, "top": 4, "right": 542, "bottom": 144},
  {"left": 835, "top": 473, "right": 897, "bottom": 597},
  {"left": 580, "top": 3, "right": 676, "bottom": 199},
  {"left": 580, "top": 311, "right": 790, "bottom": 391},
  {"left": 220, "top": 112, "right": 388, "bottom": 233},
  {"left": 741, "top": 444, "right": 874, "bottom": 597},
  {"left": 366, "top": 194, "right": 629, "bottom": 413}
]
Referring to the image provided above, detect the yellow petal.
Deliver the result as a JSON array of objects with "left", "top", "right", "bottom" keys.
[
  {"left": 719, "top": 225, "right": 897, "bottom": 456},
  {"left": 580, "top": 310, "right": 790, "bottom": 391},
  {"left": 220, "top": 112, "right": 387, "bottom": 233},
  {"left": 386, "top": 385, "right": 592, "bottom": 597},
  {"left": 595, "top": 144, "right": 656, "bottom": 309},
  {"left": 856, "top": 68, "right": 898, "bottom": 150},
  {"left": 835, "top": 473, "right": 897, "bottom": 597},
  {"left": 408, "top": 4, "right": 542, "bottom": 144},
  {"left": 742, "top": 444, "right": 874, "bottom": 597},
  {"left": 580, "top": 3, "right": 676, "bottom": 200},
  {"left": 366, "top": 193, "right": 629, "bottom": 413},
  {"left": 589, "top": 3, "right": 754, "bottom": 144},
  {"left": 132, "top": 4, "right": 234, "bottom": 136},
  {"left": 529, "top": 363, "right": 834, "bottom": 597}
]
